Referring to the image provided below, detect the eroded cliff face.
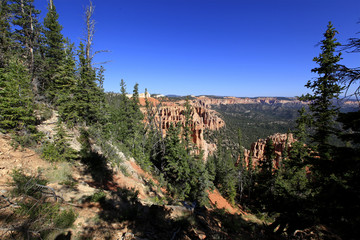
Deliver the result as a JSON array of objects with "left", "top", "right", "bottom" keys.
[
  {"left": 244, "top": 133, "right": 296, "bottom": 168},
  {"left": 197, "top": 96, "right": 303, "bottom": 107},
  {"left": 140, "top": 98, "right": 225, "bottom": 159}
]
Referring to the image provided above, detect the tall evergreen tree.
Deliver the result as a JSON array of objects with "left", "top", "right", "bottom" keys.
[
  {"left": 75, "top": 42, "right": 103, "bottom": 124},
  {"left": 300, "top": 22, "right": 342, "bottom": 165},
  {"left": 163, "top": 123, "right": 191, "bottom": 200},
  {"left": 56, "top": 40, "right": 78, "bottom": 123},
  {"left": 42, "top": 0, "right": 66, "bottom": 99},
  {"left": 297, "top": 22, "right": 359, "bottom": 237},
  {"left": 128, "top": 83, "right": 145, "bottom": 160},
  {"left": 110, "top": 79, "right": 131, "bottom": 142},
  {"left": 299, "top": 24, "right": 343, "bottom": 222}
]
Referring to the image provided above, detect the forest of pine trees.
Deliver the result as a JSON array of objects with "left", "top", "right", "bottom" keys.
[{"left": 0, "top": 0, "right": 359, "bottom": 239}]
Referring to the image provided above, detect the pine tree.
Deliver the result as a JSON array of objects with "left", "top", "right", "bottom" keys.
[
  {"left": 163, "top": 123, "right": 191, "bottom": 200},
  {"left": 57, "top": 40, "right": 79, "bottom": 124},
  {"left": 212, "top": 137, "right": 238, "bottom": 205},
  {"left": 42, "top": 0, "right": 66, "bottom": 99},
  {"left": 237, "top": 128, "right": 246, "bottom": 202},
  {"left": 300, "top": 22, "right": 342, "bottom": 165},
  {"left": 127, "top": 83, "right": 145, "bottom": 160},
  {"left": 269, "top": 108, "right": 313, "bottom": 235},
  {"left": 110, "top": 79, "right": 130, "bottom": 142},
  {"left": 143, "top": 88, "right": 165, "bottom": 165},
  {"left": 295, "top": 22, "right": 359, "bottom": 236},
  {"left": 206, "top": 155, "right": 216, "bottom": 183},
  {"left": 182, "top": 97, "right": 193, "bottom": 151},
  {"left": 289, "top": 107, "right": 310, "bottom": 167},
  {"left": 299, "top": 23, "right": 343, "bottom": 214},
  {"left": 187, "top": 150, "right": 212, "bottom": 206},
  {"left": 75, "top": 42, "right": 103, "bottom": 124},
  {"left": 0, "top": 58, "right": 36, "bottom": 136}
]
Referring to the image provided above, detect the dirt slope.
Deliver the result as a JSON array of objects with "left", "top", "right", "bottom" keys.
[{"left": 1, "top": 132, "right": 252, "bottom": 239}]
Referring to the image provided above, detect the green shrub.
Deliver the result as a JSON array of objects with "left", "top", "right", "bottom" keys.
[
  {"left": 41, "top": 141, "right": 61, "bottom": 162},
  {"left": 90, "top": 191, "right": 106, "bottom": 202},
  {"left": 54, "top": 208, "right": 77, "bottom": 229},
  {"left": 41, "top": 140, "right": 77, "bottom": 162}
]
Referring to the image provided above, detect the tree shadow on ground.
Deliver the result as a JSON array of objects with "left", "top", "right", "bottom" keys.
[
  {"left": 79, "top": 186, "right": 274, "bottom": 240},
  {"left": 80, "top": 149, "right": 113, "bottom": 188}
]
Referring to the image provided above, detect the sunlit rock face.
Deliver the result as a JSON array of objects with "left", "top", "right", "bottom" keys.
[
  {"left": 196, "top": 96, "right": 303, "bottom": 107},
  {"left": 140, "top": 98, "right": 225, "bottom": 159}
]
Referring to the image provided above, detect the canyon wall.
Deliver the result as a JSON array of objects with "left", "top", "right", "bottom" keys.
[
  {"left": 196, "top": 96, "right": 303, "bottom": 108},
  {"left": 141, "top": 98, "right": 225, "bottom": 159},
  {"left": 139, "top": 96, "right": 301, "bottom": 160}
]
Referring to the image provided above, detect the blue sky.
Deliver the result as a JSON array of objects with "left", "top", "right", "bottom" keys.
[{"left": 34, "top": 0, "right": 360, "bottom": 97}]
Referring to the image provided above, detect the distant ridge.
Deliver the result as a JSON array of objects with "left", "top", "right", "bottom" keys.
[{"left": 165, "top": 94, "right": 182, "bottom": 98}]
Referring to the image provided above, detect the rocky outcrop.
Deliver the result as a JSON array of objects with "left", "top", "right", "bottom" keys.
[
  {"left": 244, "top": 133, "right": 296, "bottom": 168},
  {"left": 141, "top": 98, "right": 225, "bottom": 159}
]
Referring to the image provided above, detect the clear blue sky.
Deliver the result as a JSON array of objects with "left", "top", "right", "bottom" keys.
[{"left": 34, "top": 0, "right": 360, "bottom": 97}]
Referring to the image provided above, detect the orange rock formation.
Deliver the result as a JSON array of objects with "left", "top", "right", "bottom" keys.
[{"left": 140, "top": 98, "right": 225, "bottom": 159}]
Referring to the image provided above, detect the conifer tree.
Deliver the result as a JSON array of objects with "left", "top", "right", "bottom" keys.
[
  {"left": 211, "top": 137, "right": 238, "bottom": 204},
  {"left": 74, "top": 42, "right": 103, "bottom": 124},
  {"left": 237, "top": 128, "right": 246, "bottom": 201},
  {"left": 299, "top": 24, "right": 344, "bottom": 224},
  {"left": 57, "top": 40, "right": 79, "bottom": 124},
  {"left": 163, "top": 123, "right": 191, "bottom": 200},
  {"left": 269, "top": 108, "right": 313, "bottom": 234},
  {"left": 246, "top": 151, "right": 254, "bottom": 200},
  {"left": 128, "top": 83, "right": 145, "bottom": 160},
  {"left": 295, "top": 22, "right": 357, "bottom": 236},
  {"left": 0, "top": 59, "right": 36, "bottom": 136},
  {"left": 111, "top": 79, "right": 131, "bottom": 141},
  {"left": 206, "top": 155, "right": 216, "bottom": 183},
  {"left": 300, "top": 22, "right": 342, "bottom": 165},
  {"left": 42, "top": 0, "right": 66, "bottom": 99},
  {"left": 143, "top": 88, "right": 165, "bottom": 164},
  {"left": 183, "top": 97, "right": 193, "bottom": 150},
  {"left": 188, "top": 152, "right": 212, "bottom": 206}
]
